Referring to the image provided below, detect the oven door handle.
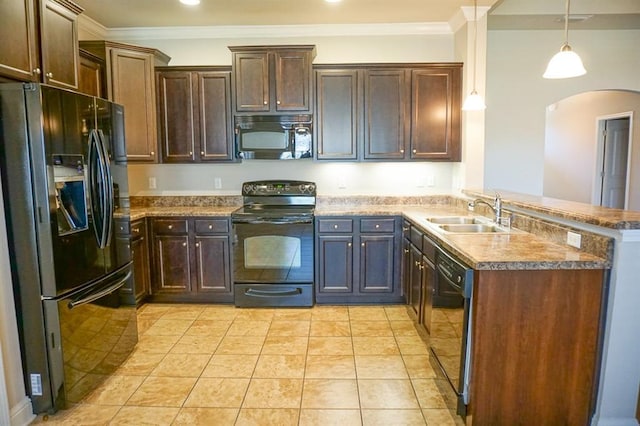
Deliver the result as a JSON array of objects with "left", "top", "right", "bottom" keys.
[
  {"left": 244, "top": 287, "right": 303, "bottom": 297},
  {"left": 233, "top": 218, "right": 312, "bottom": 225}
]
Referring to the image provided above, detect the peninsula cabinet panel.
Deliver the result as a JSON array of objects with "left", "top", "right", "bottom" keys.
[
  {"left": 363, "top": 69, "right": 408, "bottom": 160},
  {"left": 0, "top": 0, "right": 39, "bottom": 81},
  {"left": 39, "top": 0, "right": 81, "bottom": 90},
  {"left": 315, "top": 69, "right": 359, "bottom": 160},
  {"left": 410, "top": 67, "right": 461, "bottom": 160},
  {"left": 469, "top": 269, "right": 605, "bottom": 425},
  {"left": 156, "top": 68, "right": 233, "bottom": 163}
]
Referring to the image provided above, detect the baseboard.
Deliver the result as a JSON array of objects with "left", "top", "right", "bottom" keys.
[{"left": 10, "top": 396, "right": 35, "bottom": 426}]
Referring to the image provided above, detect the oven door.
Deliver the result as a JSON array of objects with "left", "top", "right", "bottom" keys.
[{"left": 232, "top": 219, "right": 314, "bottom": 283}]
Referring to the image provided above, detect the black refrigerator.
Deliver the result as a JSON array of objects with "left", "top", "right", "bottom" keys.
[{"left": 0, "top": 83, "right": 137, "bottom": 414}]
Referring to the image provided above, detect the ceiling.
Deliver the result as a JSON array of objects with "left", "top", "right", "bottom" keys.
[{"left": 72, "top": 0, "right": 640, "bottom": 31}]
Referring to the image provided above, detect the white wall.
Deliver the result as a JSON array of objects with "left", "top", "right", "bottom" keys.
[
  {"left": 485, "top": 29, "right": 640, "bottom": 196},
  {"left": 543, "top": 90, "right": 640, "bottom": 209},
  {"left": 111, "top": 31, "right": 462, "bottom": 196}
]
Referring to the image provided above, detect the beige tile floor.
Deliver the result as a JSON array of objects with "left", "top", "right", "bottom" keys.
[{"left": 34, "top": 304, "right": 464, "bottom": 425}]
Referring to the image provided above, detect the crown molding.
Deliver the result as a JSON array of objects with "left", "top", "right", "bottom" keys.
[
  {"left": 78, "top": 14, "right": 108, "bottom": 40},
  {"left": 450, "top": 6, "right": 491, "bottom": 33},
  {"left": 102, "top": 22, "right": 453, "bottom": 41}
]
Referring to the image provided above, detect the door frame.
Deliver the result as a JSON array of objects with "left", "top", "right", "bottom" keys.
[{"left": 592, "top": 111, "right": 634, "bottom": 208}]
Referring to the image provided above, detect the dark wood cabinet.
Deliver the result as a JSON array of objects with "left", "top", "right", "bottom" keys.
[
  {"left": 78, "top": 48, "right": 105, "bottom": 98},
  {"left": 79, "top": 41, "right": 170, "bottom": 163},
  {"left": 156, "top": 67, "right": 234, "bottom": 163},
  {"left": 315, "top": 69, "right": 359, "bottom": 160},
  {"left": 408, "top": 242, "right": 422, "bottom": 317},
  {"left": 130, "top": 219, "right": 150, "bottom": 304},
  {"left": 0, "top": 0, "right": 81, "bottom": 89},
  {"left": 0, "top": 0, "right": 39, "bottom": 82},
  {"left": 230, "top": 45, "right": 316, "bottom": 114},
  {"left": 315, "top": 216, "right": 402, "bottom": 304},
  {"left": 149, "top": 217, "right": 233, "bottom": 302},
  {"left": 410, "top": 67, "right": 462, "bottom": 160},
  {"left": 402, "top": 223, "right": 436, "bottom": 333},
  {"left": 314, "top": 63, "right": 462, "bottom": 162}
]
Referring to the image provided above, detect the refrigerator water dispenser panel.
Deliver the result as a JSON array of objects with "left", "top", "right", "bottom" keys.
[{"left": 53, "top": 154, "right": 88, "bottom": 235}]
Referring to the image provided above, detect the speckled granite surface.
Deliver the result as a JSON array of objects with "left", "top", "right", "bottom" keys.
[
  {"left": 463, "top": 189, "right": 640, "bottom": 230},
  {"left": 126, "top": 194, "right": 613, "bottom": 271}
]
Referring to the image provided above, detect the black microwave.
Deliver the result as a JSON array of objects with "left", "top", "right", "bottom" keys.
[{"left": 235, "top": 115, "right": 312, "bottom": 160}]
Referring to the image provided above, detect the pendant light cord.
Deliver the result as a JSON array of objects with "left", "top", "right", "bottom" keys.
[
  {"left": 472, "top": 0, "right": 478, "bottom": 92},
  {"left": 564, "top": 0, "right": 570, "bottom": 46}
]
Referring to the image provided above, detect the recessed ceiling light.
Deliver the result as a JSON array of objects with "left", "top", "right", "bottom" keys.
[{"left": 180, "top": 0, "right": 200, "bottom": 5}]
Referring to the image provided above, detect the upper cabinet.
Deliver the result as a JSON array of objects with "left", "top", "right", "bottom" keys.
[
  {"left": 315, "top": 63, "right": 462, "bottom": 162},
  {"left": 0, "top": 0, "right": 82, "bottom": 89},
  {"left": 229, "top": 45, "right": 316, "bottom": 114},
  {"left": 156, "top": 66, "right": 234, "bottom": 163},
  {"left": 79, "top": 41, "right": 171, "bottom": 163},
  {"left": 78, "top": 48, "right": 105, "bottom": 98}
]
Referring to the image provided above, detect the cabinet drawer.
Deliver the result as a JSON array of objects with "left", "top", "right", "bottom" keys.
[
  {"left": 195, "top": 218, "right": 229, "bottom": 234},
  {"left": 422, "top": 235, "right": 436, "bottom": 263},
  {"left": 409, "top": 226, "right": 423, "bottom": 247},
  {"left": 318, "top": 219, "right": 353, "bottom": 233},
  {"left": 361, "top": 218, "right": 395, "bottom": 233},
  {"left": 115, "top": 220, "right": 130, "bottom": 236},
  {"left": 131, "top": 220, "right": 147, "bottom": 240},
  {"left": 152, "top": 219, "right": 188, "bottom": 235}
]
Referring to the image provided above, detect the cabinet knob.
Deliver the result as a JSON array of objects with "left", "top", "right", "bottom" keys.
[
  {"left": 208, "top": 225, "right": 213, "bottom": 229},
  {"left": 45, "top": 72, "right": 53, "bottom": 78},
  {"left": 168, "top": 225, "right": 173, "bottom": 229},
  {"left": 400, "top": 149, "right": 405, "bottom": 154},
  {"left": 333, "top": 224, "right": 338, "bottom": 229},
  {"left": 402, "top": 227, "right": 409, "bottom": 231},
  {"left": 189, "top": 151, "right": 193, "bottom": 155},
  {"left": 33, "top": 68, "right": 41, "bottom": 75},
  {"left": 263, "top": 100, "right": 268, "bottom": 105},
  {"left": 201, "top": 151, "right": 205, "bottom": 155},
  {"left": 415, "top": 260, "right": 420, "bottom": 267},
  {"left": 276, "top": 100, "right": 281, "bottom": 105},
  {"left": 133, "top": 228, "right": 140, "bottom": 233},
  {"left": 150, "top": 151, "right": 155, "bottom": 156},
  {"left": 375, "top": 224, "right": 380, "bottom": 229},
  {"left": 119, "top": 226, "right": 124, "bottom": 231},
  {"left": 404, "top": 249, "right": 409, "bottom": 254},
  {"left": 412, "top": 149, "right": 417, "bottom": 154},
  {"left": 347, "top": 243, "right": 352, "bottom": 247},
  {"left": 131, "top": 250, "right": 135, "bottom": 255},
  {"left": 127, "top": 244, "right": 130, "bottom": 249},
  {"left": 195, "top": 242, "right": 200, "bottom": 247},
  {"left": 182, "top": 242, "right": 187, "bottom": 247},
  {"left": 361, "top": 242, "right": 365, "bottom": 247}
]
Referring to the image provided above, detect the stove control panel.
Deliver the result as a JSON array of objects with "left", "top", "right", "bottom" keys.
[{"left": 241, "top": 180, "right": 316, "bottom": 196}]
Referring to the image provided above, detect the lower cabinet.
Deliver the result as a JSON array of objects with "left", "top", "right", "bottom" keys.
[
  {"left": 149, "top": 216, "right": 233, "bottom": 303},
  {"left": 130, "top": 219, "right": 150, "bottom": 304},
  {"left": 315, "top": 216, "right": 402, "bottom": 304}
]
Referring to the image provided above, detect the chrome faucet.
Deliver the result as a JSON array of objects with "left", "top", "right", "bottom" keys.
[{"left": 468, "top": 194, "right": 502, "bottom": 223}]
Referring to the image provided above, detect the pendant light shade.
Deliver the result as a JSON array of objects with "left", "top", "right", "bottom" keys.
[
  {"left": 462, "top": 0, "right": 486, "bottom": 111},
  {"left": 543, "top": 0, "right": 586, "bottom": 79}
]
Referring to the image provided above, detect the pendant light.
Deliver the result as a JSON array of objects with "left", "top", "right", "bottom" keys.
[
  {"left": 543, "top": 0, "right": 586, "bottom": 79},
  {"left": 462, "top": 0, "right": 486, "bottom": 111}
]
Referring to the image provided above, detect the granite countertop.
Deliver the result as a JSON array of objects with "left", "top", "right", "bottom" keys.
[{"left": 129, "top": 206, "right": 238, "bottom": 221}]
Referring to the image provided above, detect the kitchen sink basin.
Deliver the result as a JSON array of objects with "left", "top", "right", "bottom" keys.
[
  {"left": 426, "top": 216, "right": 487, "bottom": 225},
  {"left": 438, "top": 224, "right": 507, "bottom": 233}
]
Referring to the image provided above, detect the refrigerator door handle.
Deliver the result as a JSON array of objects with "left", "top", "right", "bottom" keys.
[
  {"left": 88, "top": 129, "right": 110, "bottom": 248},
  {"left": 67, "top": 268, "right": 131, "bottom": 309},
  {"left": 96, "top": 129, "right": 114, "bottom": 246}
]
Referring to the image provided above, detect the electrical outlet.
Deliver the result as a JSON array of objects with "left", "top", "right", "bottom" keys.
[
  {"left": 148, "top": 177, "right": 157, "bottom": 189},
  {"left": 338, "top": 178, "right": 346, "bottom": 189},
  {"left": 567, "top": 231, "right": 582, "bottom": 249},
  {"left": 426, "top": 175, "right": 435, "bottom": 187},
  {"left": 214, "top": 177, "right": 222, "bottom": 189}
]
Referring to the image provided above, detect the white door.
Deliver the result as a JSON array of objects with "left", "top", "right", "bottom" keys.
[{"left": 600, "top": 118, "right": 630, "bottom": 208}]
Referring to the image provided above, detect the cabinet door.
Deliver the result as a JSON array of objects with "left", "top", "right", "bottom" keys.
[
  {"left": 274, "top": 50, "right": 312, "bottom": 112},
  {"left": 363, "top": 69, "right": 408, "bottom": 160},
  {"left": 157, "top": 71, "right": 196, "bottom": 162},
  {"left": 131, "top": 235, "right": 149, "bottom": 303},
  {"left": 194, "top": 235, "right": 231, "bottom": 293},
  {"left": 409, "top": 243, "right": 422, "bottom": 318},
  {"left": 410, "top": 67, "right": 461, "bottom": 160},
  {"left": 0, "top": 0, "right": 39, "bottom": 81},
  {"left": 359, "top": 234, "right": 395, "bottom": 293},
  {"left": 197, "top": 71, "right": 234, "bottom": 161},
  {"left": 420, "top": 254, "right": 435, "bottom": 334},
  {"left": 153, "top": 235, "right": 192, "bottom": 293},
  {"left": 115, "top": 236, "right": 134, "bottom": 300},
  {"left": 315, "top": 70, "right": 359, "bottom": 160},
  {"left": 233, "top": 51, "right": 269, "bottom": 112},
  {"left": 78, "top": 50, "right": 105, "bottom": 98},
  {"left": 39, "top": 0, "right": 79, "bottom": 89},
  {"left": 110, "top": 49, "right": 158, "bottom": 162},
  {"left": 401, "top": 238, "right": 411, "bottom": 302},
  {"left": 316, "top": 235, "right": 353, "bottom": 293}
]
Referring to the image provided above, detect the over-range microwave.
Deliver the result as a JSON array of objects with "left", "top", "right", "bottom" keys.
[{"left": 235, "top": 115, "right": 312, "bottom": 160}]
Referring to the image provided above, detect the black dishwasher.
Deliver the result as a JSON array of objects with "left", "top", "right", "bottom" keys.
[{"left": 429, "top": 248, "right": 473, "bottom": 417}]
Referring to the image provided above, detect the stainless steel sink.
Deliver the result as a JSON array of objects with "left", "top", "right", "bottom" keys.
[
  {"left": 426, "top": 216, "right": 487, "bottom": 225},
  {"left": 438, "top": 224, "right": 507, "bottom": 233}
]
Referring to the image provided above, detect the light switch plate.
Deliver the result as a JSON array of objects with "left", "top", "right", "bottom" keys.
[
  {"left": 567, "top": 231, "right": 582, "bottom": 249},
  {"left": 148, "top": 177, "right": 157, "bottom": 189}
]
